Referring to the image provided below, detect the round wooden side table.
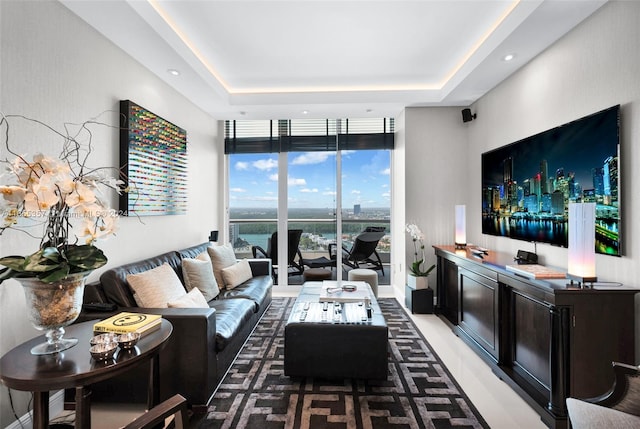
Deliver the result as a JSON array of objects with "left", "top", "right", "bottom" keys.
[{"left": 0, "top": 319, "right": 172, "bottom": 429}]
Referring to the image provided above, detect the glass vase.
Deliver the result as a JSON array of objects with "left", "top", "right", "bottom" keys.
[{"left": 18, "top": 271, "right": 89, "bottom": 355}]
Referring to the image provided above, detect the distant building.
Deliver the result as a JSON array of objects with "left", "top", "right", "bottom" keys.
[{"left": 354, "top": 204, "right": 361, "bottom": 215}]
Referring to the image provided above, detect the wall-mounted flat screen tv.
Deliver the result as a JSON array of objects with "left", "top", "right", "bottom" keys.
[{"left": 481, "top": 105, "right": 620, "bottom": 256}]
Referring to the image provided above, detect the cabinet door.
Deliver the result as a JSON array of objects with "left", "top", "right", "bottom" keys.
[
  {"left": 459, "top": 268, "right": 498, "bottom": 361},
  {"left": 437, "top": 257, "right": 459, "bottom": 324},
  {"left": 511, "top": 290, "right": 553, "bottom": 400}
]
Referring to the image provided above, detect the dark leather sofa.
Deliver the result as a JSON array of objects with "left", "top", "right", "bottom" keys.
[{"left": 76, "top": 242, "right": 272, "bottom": 410}]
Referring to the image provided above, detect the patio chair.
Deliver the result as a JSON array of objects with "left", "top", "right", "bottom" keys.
[
  {"left": 302, "top": 242, "right": 337, "bottom": 270},
  {"left": 334, "top": 227, "right": 386, "bottom": 275},
  {"left": 252, "top": 229, "right": 305, "bottom": 278}
]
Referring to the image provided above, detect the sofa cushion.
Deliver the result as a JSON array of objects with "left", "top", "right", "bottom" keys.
[
  {"left": 182, "top": 256, "right": 219, "bottom": 300},
  {"left": 177, "top": 242, "right": 212, "bottom": 260},
  {"left": 168, "top": 287, "right": 209, "bottom": 308},
  {"left": 207, "top": 244, "right": 237, "bottom": 289},
  {"left": 221, "top": 259, "right": 253, "bottom": 290},
  {"left": 209, "top": 298, "right": 256, "bottom": 352},
  {"left": 100, "top": 251, "right": 182, "bottom": 307},
  {"left": 127, "top": 263, "right": 186, "bottom": 308},
  {"left": 219, "top": 275, "right": 272, "bottom": 312}
]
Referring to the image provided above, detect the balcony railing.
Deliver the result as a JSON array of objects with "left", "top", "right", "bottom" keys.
[{"left": 229, "top": 219, "right": 390, "bottom": 284}]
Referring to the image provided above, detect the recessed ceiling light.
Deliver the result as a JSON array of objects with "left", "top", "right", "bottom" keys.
[
  {"left": 302, "top": 110, "right": 309, "bottom": 115},
  {"left": 167, "top": 69, "right": 181, "bottom": 76},
  {"left": 502, "top": 53, "right": 516, "bottom": 62},
  {"left": 239, "top": 111, "right": 246, "bottom": 116},
  {"left": 366, "top": 109, "right": 373, "bottom": 113}
]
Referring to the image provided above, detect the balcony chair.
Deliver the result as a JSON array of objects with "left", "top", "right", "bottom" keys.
[
  {"left": 566, "top": 362, "right": 640, "bottom": 429},
  {"left": 333, "top": 226, "right": 386, "bottom": 275},
  {"left": 122, "top": 394, "right": 189, "bottom": 429},
  {"left": 252, "top": 229, "right": 305, "bottom": 279},
  {"left": 302, "top": 242, "right": 337, "bottom": 270}
]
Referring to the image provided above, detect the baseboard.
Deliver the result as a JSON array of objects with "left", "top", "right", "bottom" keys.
[{"left": 5, "top": 390, "right": 64, "bottom": 429}]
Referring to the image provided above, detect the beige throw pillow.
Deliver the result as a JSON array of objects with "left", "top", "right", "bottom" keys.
[
  {"left": 221, "top": 259, "right": 253, "bottom": 289},
  {"left": 168, "top": 287, "right": 209, "bottom": 308},
  {"left": 182, "top": 257, "right": 219, "bottom": 301},
  {"left": 207, "top": 244, "right": 237, "bottom": 289},
  {"left": 127, "top": 263, "right": 186, "bottom": 308}
]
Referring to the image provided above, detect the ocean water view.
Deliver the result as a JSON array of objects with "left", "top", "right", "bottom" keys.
[{"left": 229, "top": 207, "right": 392, "bottom": 257}]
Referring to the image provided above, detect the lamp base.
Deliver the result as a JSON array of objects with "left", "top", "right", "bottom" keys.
[
  {"left": 567, "top": 274, "right": 597, "bottom": 288},
  {"left": 455, "top": 242, "right": 467, "bottom": 250}
]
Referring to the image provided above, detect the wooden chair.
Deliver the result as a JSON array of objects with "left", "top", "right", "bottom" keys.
[
  {"left": 122, "top": 394, "right": 189, "bottom": 429},
  {"left": 566, "top": 362, "right": 640, "bottom": 429}
]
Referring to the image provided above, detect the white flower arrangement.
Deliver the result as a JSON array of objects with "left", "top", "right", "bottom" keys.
[
  {"left": 0, "top": 114, "right": 124, "bottom": 283},
  {"left": 405, "top": 223, "right": 435, "bottom": 277}
]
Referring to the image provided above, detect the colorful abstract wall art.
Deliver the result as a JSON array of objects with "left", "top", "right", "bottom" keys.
[{"left": 119, "top": 100, "right": 187, "bottom": 216}]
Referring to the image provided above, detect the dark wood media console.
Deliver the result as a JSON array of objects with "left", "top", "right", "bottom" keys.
[{"left": 433, "top": 245, "right": 637, "bottom": 429}]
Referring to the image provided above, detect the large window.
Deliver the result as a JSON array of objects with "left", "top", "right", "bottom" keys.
[{"left": 226, "top": 118, "right": 393, "bottom": 286}]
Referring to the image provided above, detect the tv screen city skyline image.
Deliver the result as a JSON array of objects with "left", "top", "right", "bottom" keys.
[{"left": 481, "top": 105, "right": 620, "bottom": 256}]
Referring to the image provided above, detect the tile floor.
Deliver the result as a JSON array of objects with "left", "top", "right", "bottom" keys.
[{"left": 56, "top": 290, "right": 548, "bottom": 429}]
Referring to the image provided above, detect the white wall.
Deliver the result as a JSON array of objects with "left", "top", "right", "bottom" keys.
[
  {"left": 403, "top": 1, "right": 640, "bottom": 357},
  {"left": 0, "top": 1, "right": 221, "bottom": 426},
  {"left": 468, "top": 1, "right": 640, "bottom": 303},
  {"left": 401, "top": 107, "right": 469, "bottom": 287}
]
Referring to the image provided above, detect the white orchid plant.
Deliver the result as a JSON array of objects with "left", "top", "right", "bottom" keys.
[
  {"left": 406, "top": 223, "right": 435, "bottom": 277},
  {"left": 0, "top": 114, "right": 124, "bottom": 283}
]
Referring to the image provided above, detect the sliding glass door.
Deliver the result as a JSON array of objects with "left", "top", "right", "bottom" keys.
[{"left": 226, "top": 118, "right": 393, "bottom": 286}]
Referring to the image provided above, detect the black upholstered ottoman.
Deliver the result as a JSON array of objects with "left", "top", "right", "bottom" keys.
[{"left": 284, "top": 283, "right": 388, "bottom": 380}]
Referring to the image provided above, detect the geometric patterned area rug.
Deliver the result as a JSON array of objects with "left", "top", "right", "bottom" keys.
[{"left": 198, "top": 297, "right": 489, "bottom": 429}]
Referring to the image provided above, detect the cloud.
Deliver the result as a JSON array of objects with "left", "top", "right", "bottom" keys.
[
  {"left": 268, "top": 174, "right": 278, "bottom": 181},
  {"left": 300, "top": 188, "right": 319, "bottom": 193},
  {"left": 230, "top": 187, "right": 247, "bottom": 193},
  {"left": 351, "top": 189, "right": 361, "bottom": 194},
  {"left": 381, "top": 168, "right": 390, "bottom": 175},
  {"left": 323, "top": 191, "right": 337, "bottom": 196},
  {"left": 382, "top": 192, "right": 390, "bottom": 198},
  {"left": 253, "top": 158, "right": 278, "bottom": 171},
  {"left": 235, "top": 161, "right": 249, "bottom": 170},
  {"left": 288, "top": 177, "right": 307, "bottom": 186},
  {"left": 291, "top": 152, "right": 332, "bottom": 165}
]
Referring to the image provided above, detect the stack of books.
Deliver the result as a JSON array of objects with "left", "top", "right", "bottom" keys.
[{"left": 93, "top": 312, "right": 162, "bottom": 337}]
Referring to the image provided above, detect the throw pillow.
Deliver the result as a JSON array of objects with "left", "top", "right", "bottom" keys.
[
  {"left": 182, "top": 257, "right": 219, "bottom": 301},
  {"left": 221, "top": 259, "right": 253, "bottom": 289},
  {"left": 127, "top": 263, "right": 186, "bottom": 308},
  {"left": 167, "top": 287, "right": 209, "bottom": 308},
  {"left": 207, "top": 244, "right": 237, "bottom": 289}
]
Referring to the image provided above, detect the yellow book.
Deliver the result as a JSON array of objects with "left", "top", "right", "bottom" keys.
[{"left": 93, "top": 312, "right": 162, "bottom": 336}]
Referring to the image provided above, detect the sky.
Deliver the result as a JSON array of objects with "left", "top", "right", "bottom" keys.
[{"left": 229, "top": 150, "right": 391, "bottom": 209}]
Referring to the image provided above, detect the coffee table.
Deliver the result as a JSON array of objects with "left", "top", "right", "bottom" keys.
[{"left": 284, "top": 281, "right": 388, "bottom": 379}]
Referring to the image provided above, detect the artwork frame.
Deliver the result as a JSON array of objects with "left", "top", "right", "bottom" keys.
[{"left": 119, "top": 100, "right": 188, "bottom": 216}]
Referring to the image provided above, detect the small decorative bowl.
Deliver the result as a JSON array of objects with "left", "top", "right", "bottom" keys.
[
  {"left": 90, "top": 333, "right": 117, "bottom": 346},
  {"left": 89, "top": 342, "right": 118, "bottom": 360},
  {"left": 116, "top": 332, "right": 141, "bottom": 349}
]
